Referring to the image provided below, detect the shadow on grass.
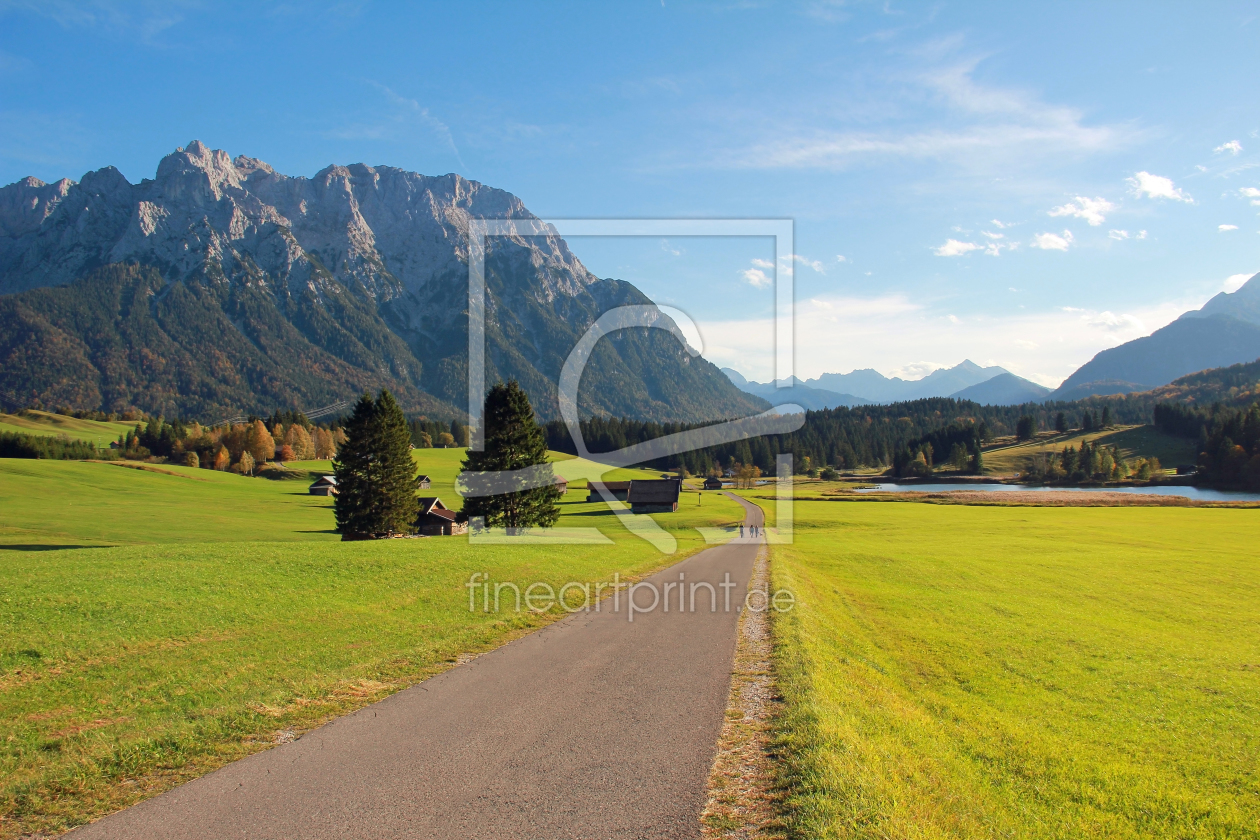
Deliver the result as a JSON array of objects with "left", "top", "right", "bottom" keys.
[{"left": 0, "top": 544, "right": 116, "bottom": 551}]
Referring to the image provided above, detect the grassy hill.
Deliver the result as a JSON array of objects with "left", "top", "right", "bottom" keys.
[
  {"left": 981, "top": 424, "right": 1197, "bottom": 477},
  {"left": 0, "top": 410, "right": 133, "bottom": 449},
  {"left": 0, "top": 451, "right": 744, "bottom": 837}
]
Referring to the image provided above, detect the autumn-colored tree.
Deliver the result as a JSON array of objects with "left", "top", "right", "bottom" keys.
[
  {"left": 185, "top": 451, "right": 199, "bottom": 468},
  {"left": 248, "top": 419, "right": 275, "bottom": 464},
  {"left": 436, "top": 432, "right": 456, "bottom": 447},
  {"left": 284, "top": 423, "right": 316, "bottom": 460},
  {"left": 237, "top": 450, "right": 256, "bottom": 475},
  {"left": 312, "top": 427, "right": 336, "bottom": 459},
  {"left": 277, "top": 444, "right": 296, "bottom": 461},
  {"left": 213, "top": 445, "right": 231, "bottom": 471}
]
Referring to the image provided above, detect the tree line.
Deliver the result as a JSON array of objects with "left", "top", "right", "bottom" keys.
[
  {"left": 542, "top": 395, "right": 1152, "bottom": 476},
  {"left": 1155, "top": 400, "right": 1260, "bottom": 489}
]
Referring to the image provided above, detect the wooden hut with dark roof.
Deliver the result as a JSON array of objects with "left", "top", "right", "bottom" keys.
[
  {"left": 627, "top": 478, "right": 682, "bottom": 513},
  {"left": 416, "top": 497, "right": 466, "bottom": 536}
]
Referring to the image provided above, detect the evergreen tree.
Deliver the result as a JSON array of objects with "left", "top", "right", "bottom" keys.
[
  {"left": 333, "top": 391, "right": 419, "bottom": 538},
  {"left": 1016, "top": 415, "right": 1037, "bottom": 441},
  {"left": 1055, "top": 412, "right": 1067, "bottom": 434},
  {"left": 1101, "top": 405, "right": 1112, "bottom": 428},
  {"left": 461, "top": 381, "right": 561, "bottom": 531}
]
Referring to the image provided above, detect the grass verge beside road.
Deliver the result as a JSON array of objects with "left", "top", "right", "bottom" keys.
[{"left": 763, "top": 500, "right": 1260, "bottom": 839}]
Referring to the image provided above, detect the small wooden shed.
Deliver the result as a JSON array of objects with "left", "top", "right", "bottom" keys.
[
  {"left": 416, "top": 497, "right": 466, "bottom": 536},
  {"left": 627, "top": 479, "right": 682, "bottom": 513},
  {"left": 703, "top": 477, "right": 724, "bottom": 490},
  {"left": 554, "top": 475, "right": 568, "bottom": 495},
  {"left": 415, "top": 474, "right": 431, "bottom": 489},
  {"left": 309, "top": 475, "right": 338, "bottom": 496}
]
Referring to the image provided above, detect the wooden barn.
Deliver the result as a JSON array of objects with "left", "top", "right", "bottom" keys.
[
  {"left": 416, "top": 497, "right": 466, "bottom": 536},
  {"left": 554, "top": 475, "right": 568, "bottom": 495},
  {"left": 627, "top": 479, "right": 682, "bottom": 513},
  {"left": 587, "top": 480, "right": 631, "bottom": 502},
  {"left": 415, "top": 474, "right": 431, "bottom": 489},
  {"left": 703, "top": 477, "right": 724, "bottom": 490},
  {"left": 309, "top": 475, "right": 338, "bottom": 496}
]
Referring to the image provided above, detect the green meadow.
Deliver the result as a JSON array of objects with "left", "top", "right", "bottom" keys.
[
  {"left": 761, "top": 498, "right": 1260, "bottom": 839},
  {"left": 0, "top": 450, "right": 743, "bottom": 838},
  {"left": 981, "top": 424, "right": 1197, "bottom": 476},
  {"left": 0, "top": 411, "right": 134, "bottom": 449}
]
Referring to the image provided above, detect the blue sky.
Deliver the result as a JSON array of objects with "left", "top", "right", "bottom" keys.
[{"left": 2, "top": 1, "right": 1259, "bottom": 386}]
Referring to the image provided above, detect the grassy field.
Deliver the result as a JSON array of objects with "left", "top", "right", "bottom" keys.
[
  {"left": 0, "top": 411, "right": 133, "bottom": 449},
  {"left": 0, "top": 451, "right": 745, "bottom": 837},
  {"left": 762, "top": 499, "right": 1260, "bottom": 839},
  {"left": 982, "top": 424, "right": 1197, "bottom": 476}
]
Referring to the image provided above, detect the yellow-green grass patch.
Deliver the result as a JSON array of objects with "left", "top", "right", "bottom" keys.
[
  {"left": 0, "top": 411, "right": 134, "bottom": 449},
  {"left": 763, "top": 500, "right": 1260, "bottom": 839},
  {"left": 982, "top": 424, "right": 1197, "bottom": 476}
]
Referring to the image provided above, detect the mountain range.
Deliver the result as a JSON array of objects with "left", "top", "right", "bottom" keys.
[
  {"left": 726, "top": 273, "right": 1260, "bottom": 409},
  {"left": 1048, "top": 272, "right": 1260, "bottom": 401},
  {"left": 724, "top": 360, "right": 1052, "bottom": 408},
  {"left": 0, "top": 142, "right": 766, "bottom": 422}
]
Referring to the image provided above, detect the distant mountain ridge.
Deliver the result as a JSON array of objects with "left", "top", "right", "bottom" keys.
[
  {"left": 718, "top": 369, "right": 869, "bottom": 412},
  {"left": 1050, "top": 272, "right": 1260, "bottom": 400},
  {"left": 724, "top": 360, "right": 1049, "bottom": 407},
  {"left": 0, "top": 141, "right": 766, "bottom": 422}
]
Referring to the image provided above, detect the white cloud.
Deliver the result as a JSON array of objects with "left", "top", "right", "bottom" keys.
[
  {"left": 660, "top": 239, "right": 682, "bottom": 256},
  {"left": 1136, "top": 230, "right": 1148, "bottom": 239},
  {"left": 1087, "top": 311, "right": 1144, "bottom": 332},
  {"left": 934, "top": 238, "right": 980, "bottom": 256},
  {"left": 1215, "top": 140, "right": 1243, "bottom": 155},
  {"left": 835, "top": 255, "right": 848, "bottom": 263},
  {"left": 740, "top": 268, "right": 771, "bottom": 288},
  {"left": 1031, "top": 230, "right": 1073, "bottom": 251},
  {"left": 783, "top": 254, "right": 826, "bottom": 273},
  {"left": 1048, "top": 196, "right": 1115, "bottom": 226},
  {"left": 1127, "top": 171, "right": 1193, "bottom": 202},
  {"left": 885, "top": 361, "right": 945, "bottom": 380},
  {"left": 700, "top": 288, "right": 1209, "bottom": 390},
  {"left": 1220, "top": 224, "right": 1239, "bottom": 232},
  {"left": 750, "top": 258, "right": 774, "bottom": 269},
  {"left": 990, "top": 219, "right": 1011, "bottom": 229},
  {"left": 1240, "top": 187, "right": 1260, "bottom": 206},
  {"left": 947, "top": 314, "right": 961, "bottom": 324},
  {"left": 1109, "top": 229, "right": 1129, "bottom": 240},
  {"left": 1223, "top": 273, "right": 1254, "bottom": 292},
  {"left": 716, "top": 58, "right": 1123, "bottom": 171},
  {"left": 981, "top": 230, "right": 1004, "bottom": 239}
]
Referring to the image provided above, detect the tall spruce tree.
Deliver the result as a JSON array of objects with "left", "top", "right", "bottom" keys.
[
  {"left": 461, "top": 381, "right": 561, "bottom": 530},
  {"left": 333, "top": 390, "right": 419, "bottom": 538}
]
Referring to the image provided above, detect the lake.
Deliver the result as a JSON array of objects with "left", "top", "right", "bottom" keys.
[{"left": 851, "top": 483, "right": 1260, "bottom": 503}]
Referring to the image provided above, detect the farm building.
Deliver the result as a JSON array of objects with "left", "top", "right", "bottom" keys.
[
  {"left": 627, "top": 479, "right": 681, "bottom": 513},
  {"left": 415, "top": 474, "right": 431, "bottom": 489},
  {"left": 587, "top": 480, "right": 631, "bottom": 502},
  {"left": 703, "top": 477, "right": 724, "bottom": 490},
  {"left": 554, "top": 475, "right": 568, "bottom": 495},
  {"left": 416, "top": 497, "right": 466, "bottom": 536},
  {"left": 309, "top": 475, "right": 338, "bottom": 496}
]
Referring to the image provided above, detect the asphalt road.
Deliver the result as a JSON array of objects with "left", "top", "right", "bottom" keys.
[{"left": 72, "top": 496, "right": 766, "bottom": 840}]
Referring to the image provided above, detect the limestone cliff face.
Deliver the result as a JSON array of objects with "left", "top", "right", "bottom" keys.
[{"left": 0, "top": 142, "right": 766, "bottom": 422}]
